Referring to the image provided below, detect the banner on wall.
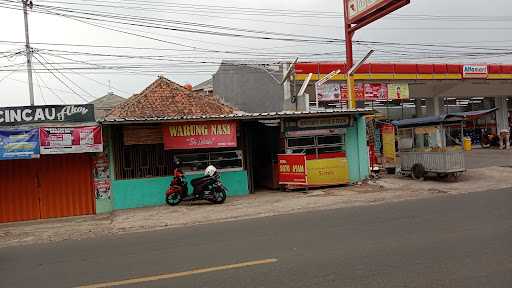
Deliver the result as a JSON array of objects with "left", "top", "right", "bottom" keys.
[
  {"left": 387, "top": 83, "right": 410, "bottom": 100},
  {"left": 316, "top": 83, "right": 341, "bottom": 102},
  {"left": 0, "top": 128, "right": 40, "bottom": 160},
  {"left": 162, "top": 121, "right": 237, "bottom": 150},
  {"left": 278, "top": 154, "right": 307, "bottom": 185},
  {"left": 39, "top": 125, "right": 103, "bottom": 154}
]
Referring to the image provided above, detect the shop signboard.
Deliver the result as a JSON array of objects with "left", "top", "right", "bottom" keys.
[
  {"left": 285, "top": 116, "right": 353, "bottom": 132},
  {"left": 463, "top": 65, "right": 488, "bottom": 79},
  {"left": 162, "top": 120, "right": 237, "bottom": 150},
  {"left": 278, "top": 154, "right": 307, "bottom": 185},
  {"left": 0, "top": 104, "right": 95, "bottom": 126},
  {"left": 387, "top": 83, "right": 410, "bottom": 100},
  {"left": 346, "top": 0, "right": 410, "bottom": 25},
  {"left": 39, "top": 125, "right": 103, "bottom": 154},
  {"left": 316, "top": 83, "right": 342, "bottom": 102},
  {"left": 0, "top": 128, "right": 40, "bottom": 160}
]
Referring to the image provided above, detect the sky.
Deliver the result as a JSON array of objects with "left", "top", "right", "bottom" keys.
[{"left": 0, "top": 0, "right": 511, "bottom": 106}]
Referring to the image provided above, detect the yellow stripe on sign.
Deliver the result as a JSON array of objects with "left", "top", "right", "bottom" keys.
[{"left": 76, "top": 258, "right": 278, "bottom": 288}]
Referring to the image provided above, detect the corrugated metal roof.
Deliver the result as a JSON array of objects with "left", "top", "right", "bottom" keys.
[{"left": 103, "top": 109, "right": 374, "bottom": 125}]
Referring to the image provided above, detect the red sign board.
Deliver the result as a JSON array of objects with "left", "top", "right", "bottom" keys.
[
  {"left": 278, "top": 154, "right": 307, "bottom": 185},
  {"left": 162, "top": 121, "right": 237, "bottom": 150},
  {"left": 39, "top": 125, "right": 103, "bottom": 154}
]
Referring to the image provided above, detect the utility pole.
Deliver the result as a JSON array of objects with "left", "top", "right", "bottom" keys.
[{"left": 22, "top": 0, "right": 35, "bottom": 106}]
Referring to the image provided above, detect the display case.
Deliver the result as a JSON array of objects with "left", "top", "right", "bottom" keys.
[
  {"left": 285, "top": 133, "right": 345, "bottom": 159},
  {"left": 174, "top": 150, "right": 243, "bottom": 173}
]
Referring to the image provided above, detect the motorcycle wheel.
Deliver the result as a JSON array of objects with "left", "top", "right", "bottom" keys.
[
  {"left": 210, "top": 187, "right": 227, "bottom": 204},
  {"left": 166, "top": 193, "right": 183, "bottom": 206}
]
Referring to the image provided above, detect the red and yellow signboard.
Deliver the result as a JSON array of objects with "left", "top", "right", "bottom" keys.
[
  {"left": 278, "top": 154, "right": 307, "bottom": 185},
  {"left": 162, "top": 121, "right": 237, "bottom": 150},
  {"left": 278, "top": 154, "right": 351, "bottom": 186}
]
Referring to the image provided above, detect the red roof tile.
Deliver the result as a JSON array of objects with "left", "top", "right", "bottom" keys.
[{"left": 107, "top": 76, "right": 234, "bottom": 119}]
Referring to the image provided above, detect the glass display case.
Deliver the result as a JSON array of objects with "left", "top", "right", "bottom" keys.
[
  {"left": 285, "top": 134, "right": 345, "bottom": 159},
  {"left": 174, "top": 150, "right": 243, "bottom": 173}
]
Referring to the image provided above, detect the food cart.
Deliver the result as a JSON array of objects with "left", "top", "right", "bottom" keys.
[{"left": 392, "top": 115, "right": 466, "bottom": 180}]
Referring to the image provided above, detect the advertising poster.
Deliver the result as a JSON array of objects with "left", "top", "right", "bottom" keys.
[
  {"left": 163, "top": 121, "right": 237, "bottom": 150},
  {"left": 0, "top": 128, "right": 40, "bottom": 160},
  {"left": 316, "top": 83, "right": 341, "bottom": 102},
  {"left": 382, "top": 124, "right": 396, "bottom": 163},
  {"left": 341, "top": 83, "right": 365, "bottom": 100},
  {"left": 364, "top": 83, "right": 388, "bottom": 100},
  {"left": 40, "top": 125, "right": 103, "bottom": 154},
  {"left": 93, "top": 152, "right": 111, "bottom": 200},
  {"left": 387, "top": 83, "right": 410, "bottom": 100},
  {"left": 278, "top": 154, "right": 307, "bottom": 185}
]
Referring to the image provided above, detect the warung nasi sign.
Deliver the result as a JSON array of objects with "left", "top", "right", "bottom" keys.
[
  {"left": 0, "top": 104, "right": 95, "bottom": 125},
  {"left": 162, "top": 121, "right": 238, "bottom": 150}
]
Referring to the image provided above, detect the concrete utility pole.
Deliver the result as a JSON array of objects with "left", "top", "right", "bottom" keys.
[{"left": 22, "top": 0, "right": 35, "bottom": 106}]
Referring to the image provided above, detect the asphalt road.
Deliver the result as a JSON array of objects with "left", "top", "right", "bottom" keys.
[{"left": 1, "top": 189, "right": 512, "bottom": 288}]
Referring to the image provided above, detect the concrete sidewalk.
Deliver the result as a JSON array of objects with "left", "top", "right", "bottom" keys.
[{"left": 2, "top": 165, "right": 512, "bottom": 248}]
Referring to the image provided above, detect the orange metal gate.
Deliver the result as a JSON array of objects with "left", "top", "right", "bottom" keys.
[{"left": 0, "top": 154, "right": 95, "bottom": 223}]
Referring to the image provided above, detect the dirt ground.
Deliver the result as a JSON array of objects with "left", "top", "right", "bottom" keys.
[{"left": 1, "top": 165, "right": 512, "bottom": 248}]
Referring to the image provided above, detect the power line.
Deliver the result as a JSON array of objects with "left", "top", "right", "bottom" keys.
[{"left": 32, "top": 53, "right": 90, "bottom": 103}]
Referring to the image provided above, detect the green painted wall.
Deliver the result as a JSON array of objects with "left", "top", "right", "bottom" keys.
[
  {"left": 346, "top": 115, "right": 369, "bottom": 183},
  {"left": 112, "top": 170, "right": 249, "bottom": 210}
]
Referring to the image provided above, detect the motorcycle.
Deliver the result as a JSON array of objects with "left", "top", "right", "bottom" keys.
[{"left": 165, "top": 165, "right": 227, "bottom": 206}]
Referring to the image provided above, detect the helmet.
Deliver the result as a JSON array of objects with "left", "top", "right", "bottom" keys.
[{"left": 204, "top": 165, "right": 217, "bottom": 177}]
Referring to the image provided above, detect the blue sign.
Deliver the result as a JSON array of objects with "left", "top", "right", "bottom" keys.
[{"left": 0, "top": 128, "right": 40, "bottom": 160}]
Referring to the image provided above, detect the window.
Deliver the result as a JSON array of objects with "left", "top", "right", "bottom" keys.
[{"left": 113, "top": 127, "right": 174, "bottom": 180}]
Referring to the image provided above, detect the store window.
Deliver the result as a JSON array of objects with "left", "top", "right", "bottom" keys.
[
  {"left": 174, "top": 150, "right": 243, "bottom": 173},
  {"left": 286, "top": 134, "right": 345, "bottom": 159}
]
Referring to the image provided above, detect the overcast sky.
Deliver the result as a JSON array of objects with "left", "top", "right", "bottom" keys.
[{"left": 0, "top": 0, "right": 511, "bottom": 106}]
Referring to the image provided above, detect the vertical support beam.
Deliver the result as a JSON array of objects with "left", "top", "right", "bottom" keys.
[
  {"left": 343, "top": 0, "right": 355, "bottom": 110},
  {"left": 22, "top": 0, "right": 35, "bottom": 105}
]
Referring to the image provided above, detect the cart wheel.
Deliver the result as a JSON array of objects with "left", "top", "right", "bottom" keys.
[
  {"left": 411, "top": 164, "right": 425, "bottom": 181},
  {"left": 447, "top": 173, "right": 460, "bottom": 182}
]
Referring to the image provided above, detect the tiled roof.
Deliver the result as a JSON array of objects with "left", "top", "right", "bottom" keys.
[
  {"left": 102, "top": 109, "right": 375, "bottom": 124},
  {"left": 107, "top": 76, "right": 234, "bottom": 120}
]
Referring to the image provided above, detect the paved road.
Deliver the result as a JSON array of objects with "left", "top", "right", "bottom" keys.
[{"left": 1, "top": 189, "right": 511, "bottom": 288}]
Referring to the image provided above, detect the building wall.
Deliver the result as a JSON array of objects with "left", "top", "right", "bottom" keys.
[
  {"left": 213, "top": 63, "right": 284, "bottom": 113},
  {"left": 346, "top": 115, "right": 370, "bottom": 183},
  {"left": 111, "top": 170, "right": 249, "bottom": 210}
]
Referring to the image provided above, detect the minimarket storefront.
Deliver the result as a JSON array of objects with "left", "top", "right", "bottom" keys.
[
  {"left": 101, "top": 110, "right": 372, "bottom": 212},
  {"left": 0, "top": 104, "right": 105, "bottom": 223}
]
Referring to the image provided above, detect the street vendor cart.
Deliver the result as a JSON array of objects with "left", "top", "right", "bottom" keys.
[{"left": 392, "top": 115, "right": 466, "bottom": 180}]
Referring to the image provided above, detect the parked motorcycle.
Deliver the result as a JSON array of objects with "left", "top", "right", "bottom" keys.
[{"left": 165, "top": 165, "right": 227, "bottom": 206}]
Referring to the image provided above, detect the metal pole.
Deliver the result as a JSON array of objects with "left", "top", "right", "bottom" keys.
[
  {"left": 343, "top": 0, "right": 355, "bottom": 110},
  {"left": 22, "top": 0, "right": 35, "bottom": 106}
]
